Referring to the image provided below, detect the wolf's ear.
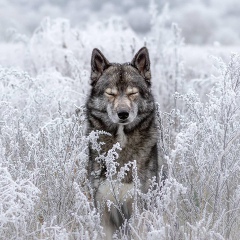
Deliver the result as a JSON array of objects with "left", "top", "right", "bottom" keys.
[
  {"left": 131, "top": 47, "right": 151, "bottom": 82},
  {"left": 91, "top": 48, "right": 110, "bottom": 84}
]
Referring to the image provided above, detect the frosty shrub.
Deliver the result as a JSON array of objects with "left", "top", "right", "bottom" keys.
[
  {"left": 0, "top": 64, "right": 103, "bottom": 238},
  {"left": 0, "top": 100, "right": 103, "bottom": 239},
  {"left": 172, "top": 54, "right": 240, "bottom": 239},
  {"left": 0, "top": 165, "right": 39, "bottom": 238}
]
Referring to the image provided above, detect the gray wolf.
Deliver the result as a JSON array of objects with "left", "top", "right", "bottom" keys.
[{"left": 86, "top": 47, "right": 159, "bottom": 239}]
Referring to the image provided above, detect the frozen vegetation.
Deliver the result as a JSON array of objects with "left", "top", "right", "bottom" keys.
[{"left": 0, "top": 3, "right": 240, "bottom": 240}]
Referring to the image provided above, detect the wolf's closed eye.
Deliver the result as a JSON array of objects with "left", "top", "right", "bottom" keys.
[
  {"left": 128, "top": 92, "right": 138, "bottom": 96},
  {"left": 105, "top": 92, "right": 116, "bottom": 96},
  {"left": 126, "top": 87, "right": 139, "bottom": 97},
  {"left": 105, "top": 88, "right": 117, "bottom": 97}
]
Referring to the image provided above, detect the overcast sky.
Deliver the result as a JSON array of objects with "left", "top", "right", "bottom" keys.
[{"left": 1, "top": 0, "right": 240, "bottom": 45}]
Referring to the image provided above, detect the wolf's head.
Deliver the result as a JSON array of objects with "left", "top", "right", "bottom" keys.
[{"left": 88, "top": 47, "right": 155, "bottom": 131}]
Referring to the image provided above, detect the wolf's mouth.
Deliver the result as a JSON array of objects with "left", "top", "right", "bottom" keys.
[{"left": 118, "top": 119, "right": 129, "bottom": 124}]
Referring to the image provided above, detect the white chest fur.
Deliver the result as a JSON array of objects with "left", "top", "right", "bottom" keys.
[
  {"left": 96, "top": 180, "right": 134, "bottom": 203},
  {"left": 117, "top": 125, "right": 127, "bottom": 148}
]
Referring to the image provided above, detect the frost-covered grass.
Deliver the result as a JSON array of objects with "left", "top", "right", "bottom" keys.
[{"left": 0, "top": 10, "right": 240, "bottom": 240}]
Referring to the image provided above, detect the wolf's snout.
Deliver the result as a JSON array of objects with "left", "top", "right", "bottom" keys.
[{"left": 117, "top": 111, "right": 129, "bottom": 120}]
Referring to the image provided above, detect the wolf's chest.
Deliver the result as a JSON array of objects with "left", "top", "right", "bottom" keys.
[
  {"left": 96, "top": 180, "right": 134, "bottom": 203},
  {"left": 116, "top": 125, "right": 127, "bottom": 148}
]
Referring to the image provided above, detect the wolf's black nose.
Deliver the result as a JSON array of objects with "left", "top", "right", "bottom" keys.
[{"left": 118, "top": 111, "right": 129, "bottom": 120}]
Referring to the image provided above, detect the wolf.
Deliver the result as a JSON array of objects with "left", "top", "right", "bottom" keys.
[{"left": 86, "top": 47, "right": 160, "bottom": 239}]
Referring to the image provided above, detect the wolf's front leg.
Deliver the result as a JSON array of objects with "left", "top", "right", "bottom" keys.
[{"left": 102, "top": 206, "right": 119, "bottom": 240}]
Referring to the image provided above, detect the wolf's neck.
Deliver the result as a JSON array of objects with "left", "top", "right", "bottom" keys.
[{"left": 117, "top": 125, "right": 127, "bottom": 148}]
